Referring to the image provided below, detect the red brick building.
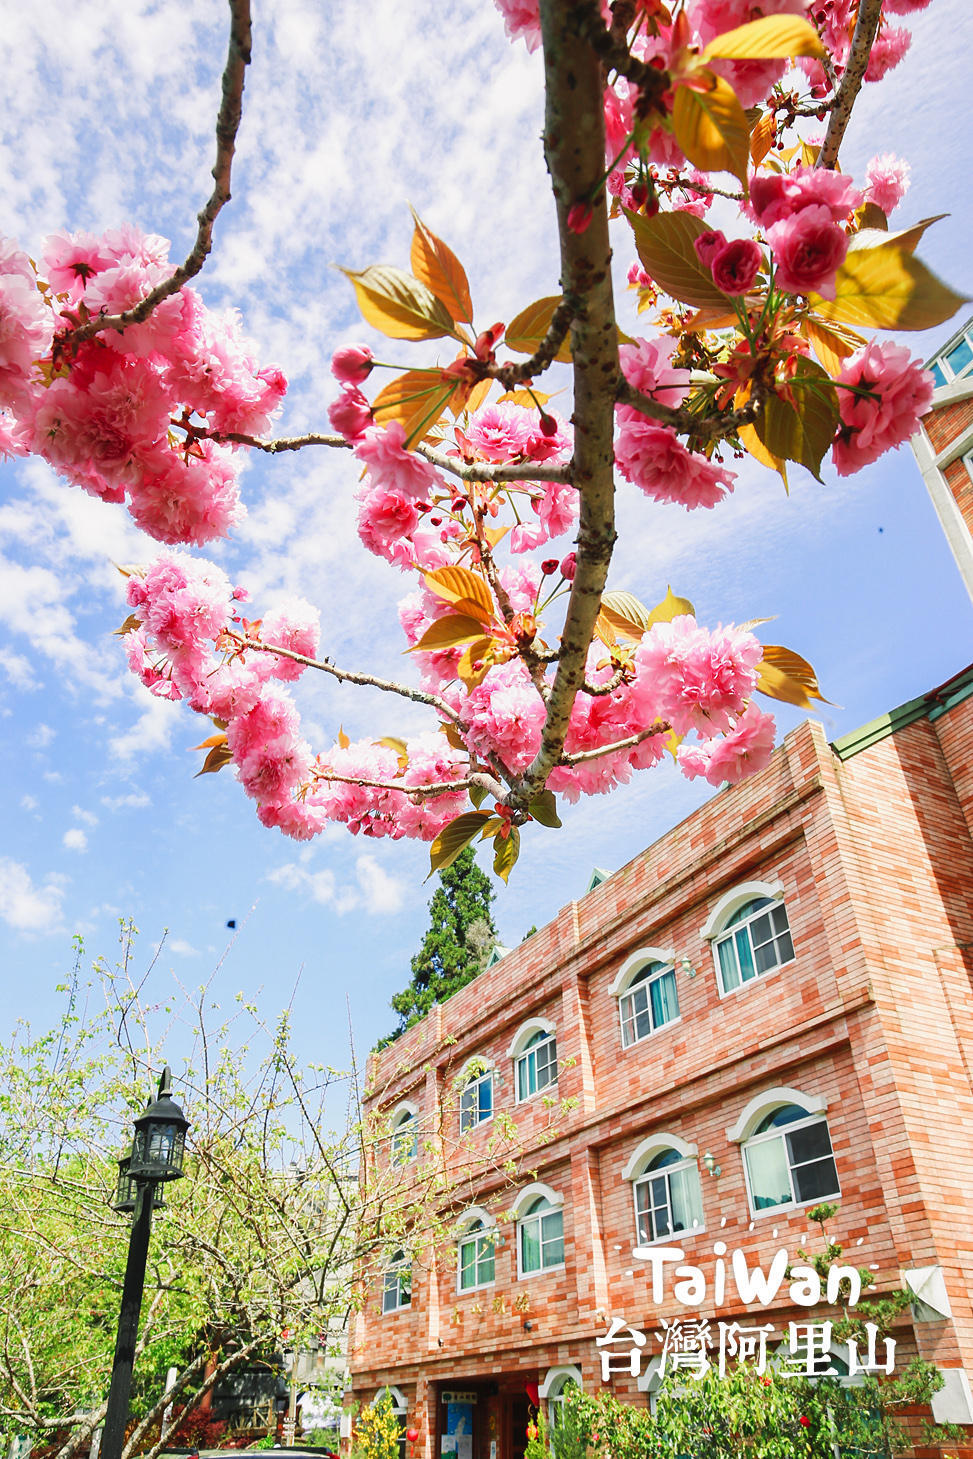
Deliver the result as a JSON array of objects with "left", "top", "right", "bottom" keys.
[
  {"left": 911, "top": 317, "right": 973, "bottom": 601},
  {"left": 348, "top": 660, "right": 973, "bottom": 1457}
]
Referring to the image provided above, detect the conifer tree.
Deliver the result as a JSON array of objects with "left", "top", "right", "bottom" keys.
[{"left": 389, "top": 848, "right": 498, "bottom": 1036}]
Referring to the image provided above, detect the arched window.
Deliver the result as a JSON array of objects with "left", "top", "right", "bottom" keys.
[
  {"left": 456, "top": 1212, "right": 496, "bottom": 1292},
  {"left": 382, "top": 1250, "right": 412, "bottom": 1314},
  {"left": 457, "top": 1059, "right": 494, "bottom": 1133},
  {"left": 610, "top": 948, "right": 679, "bottom": 1048},
  {"left": 516, "top": 1029, "right": 558, "bottom": 1101},
  {"left": 703, "top": 882, "right": 794, "bottom": 995},
  {"left": 743, "top": 1102, "right": 840, "bottom": 1214},
  {"left": 374, "top": 1386, "right": 408, "bottom": 1459},
  {"left": 625, "top": 1137, "right": 704, "bottom": 1244},
  {"left": 514, "top": 1185, "right": 565, "bottom": 1276},
  {"left": 540, "top": 1366, "right": 582, "bottom": 1430},
  {"left": 390, "top": 1104, "right": 418, "bottom": 1165}
]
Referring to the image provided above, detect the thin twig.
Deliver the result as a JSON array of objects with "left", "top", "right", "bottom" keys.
[
  {"left": 560, "top": 721, "right": 669, "bottom": 765},
  {"left": 68, "top": 0, "right": 252, "bottom": 343},
  {"left": 237, "top": 636, "right": 465, "bottom": 724}
]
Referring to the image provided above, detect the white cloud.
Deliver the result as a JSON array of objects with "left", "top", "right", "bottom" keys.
[
  {"left": 62, "top": 828, "right": 88, "bottom": 853},
  {"left": 72, "top": 805, "right": 99, "bottom": 827},
  {"left": 108, "top": 684, "right": 176, "bottom": 760},
  {"left": 20, "top": 794, "right": 38, "bottom": 811},
  {"left": 0, "top": 648, "right": 40, "bottom": 690},
  {"left": 354, "top": 854, "right": 404, "bottom": 914},
  {"left": 0, "top": 859, "right": 66, "bottom": 932},
  {"left": 267, "top": 853, "right": 404, "bottom": 914},
  {"left": 101, "top": 790, "right": 151, "bottom": 810},
  {"left": 168, "top": 938, "right": 198, "bottom": 957},
  {"left": 27, "top": 722, "right": 55, "bottom": 748}
]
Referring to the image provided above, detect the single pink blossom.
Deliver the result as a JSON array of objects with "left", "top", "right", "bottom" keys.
[
  {"left": 615, "top": 415, "right": 735, "bottom": 510},
  {"left": 356, "top": 483, "right": 421, "bottom": 561},
  {"left": 678, "top": 703, "right": 777, "bottom": 785},
  {"left": 491, "top": 0, "right": 541, "bottom": 50},
  {"left": 633, "top": 615, "right": 763, "bottom": 735},
  {"left": 355, "top": 420, "right": 443, "bottom": 498},
  {"left": 831, "top": 340, "right": 933, "bottom": 476},
  {"left": 619, "top": 337, "right": 691, "bottom": 407},
  {"left": 864, "top": 154, "right": 910, "bottom": 215},
  {"left": 261, "top": 598, "right": 321, "bottom": 681},
  {"left": 331, "top": 344, "right": 374, "bottom": 385},
  {"left": 864, "top": 25, "right": 911, "bottom": 81},
  {"left": 462, "top": 402, "right": 535, "bottom": 463},
  {"left": 329, "top": 387, "right": 372, "bottom": 442},
  {"left": 711, "top": 238, "right": 762, "bottom": 295},
  {"left": 766, "top": 206, "right": 848, "bottom": 298}
]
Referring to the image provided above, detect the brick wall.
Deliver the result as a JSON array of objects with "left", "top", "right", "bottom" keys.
[{"left": 350, "top": 687, "right": 973, "bottom": 1458}]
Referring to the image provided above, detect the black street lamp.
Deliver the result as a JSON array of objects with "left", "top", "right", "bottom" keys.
[{"left": 102, "top": 1067, "right": 189, "bottom": 1459}]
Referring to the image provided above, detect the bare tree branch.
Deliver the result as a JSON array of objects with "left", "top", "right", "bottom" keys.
[{"left": 68, "top": 0, "right": 252, "bottom": 343}]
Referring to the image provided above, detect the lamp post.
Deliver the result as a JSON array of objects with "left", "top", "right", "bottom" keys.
[{"left": 102, "top": 1066, "right": 189, "bottom": 1459}]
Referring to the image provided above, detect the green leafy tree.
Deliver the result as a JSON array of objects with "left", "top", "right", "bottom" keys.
[{"left": 388, "top": 848, "right": 498, "bottom": 1037}]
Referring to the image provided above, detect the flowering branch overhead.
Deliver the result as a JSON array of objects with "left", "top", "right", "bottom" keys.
[{"left": 0, "top": 0, "right": 964, "bottom": 880}]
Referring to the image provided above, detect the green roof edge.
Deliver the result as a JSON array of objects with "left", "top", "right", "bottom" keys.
[{"left": 831, "top": 663, "right": 973, "bottom": 761}]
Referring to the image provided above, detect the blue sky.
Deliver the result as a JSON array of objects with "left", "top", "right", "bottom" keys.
[{"left": 1, "top": 0, "right": 971, "bottom": 1075}]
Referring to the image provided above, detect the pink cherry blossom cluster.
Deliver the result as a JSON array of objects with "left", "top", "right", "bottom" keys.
[
  {"left": 121, "top": 551, "right": 470, "bottom": 842},
  {"left": 749, "top": 165, "right": 862, "bottom": 299},
  {"left": 0, "top": 227, "right": 285, "bottom": 544},
  {"left": 831, "top": 340, "right": 934, "bottom": 476},
  {"left": 615, "top": 336, "right": 736, "bottom": 510},
  {"left": 343, "top": 402, "right": 576, "bottom": 573}
]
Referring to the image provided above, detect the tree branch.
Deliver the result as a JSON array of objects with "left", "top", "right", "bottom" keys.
[
  {"left": 817, "top": 0, "right": 882, "bottom": 170},
  {"left": 236, "top": 636, "right": 466, "bottom": 725},
  {"left": 69, "top": 0, "right": 252, "bottom": 343},
  {"left": 559, "top": 722, "right": 669, "bottom": 766},
  {"left": 515, "top": 0, "right": 621, "bottom": 808}
]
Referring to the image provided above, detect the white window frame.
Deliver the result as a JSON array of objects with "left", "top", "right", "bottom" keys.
[
  {"left": 515, "top": 1030, "right": 558, "bottom": 1102},
  {"left": 632, "top": 1149, "right": 705, "bottom": 1246},
  {"left": 512, "top": 1182, "right": 565, "bottom": 1279},
  {"left": 701, "top": 882, "right": 794, "bottom": 997},
  {"left": 390, "top": 1103, "right": 418, "bottom": 1165},
  {"left": 457, "top": 1060, "right": 494, "bottom": 1134},
  {"left": 610, "top": 946, "right": 680, "bottom": 1050},
  {"left": 382, "top": 1251, "right": 412, "bottom": 1314},
  {"left": 456, "top": 1213, "right": 497, "bottom": 1293},
  {"left": 741, "top": 1108, "right": 840, "bottom": 1219},
  {"left": 540, "top": 1367, "right": 583, "bottom": 1429},
  {"left": 930, "top": 326, "right": 973, "bottom": 388}
]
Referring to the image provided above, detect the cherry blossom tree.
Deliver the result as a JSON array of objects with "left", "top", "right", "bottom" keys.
[{"left": 0, "top": 0, "right": 964, "bottom": 880}]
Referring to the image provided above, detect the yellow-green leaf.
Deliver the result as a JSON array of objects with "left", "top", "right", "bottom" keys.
[
  {"left": 190, "top": 732, "right": 228, "bottom": 751},
  {"left": 114, "top": 612, "right": 143, "bottom": 638},
  {"left": 505, "top": 296, "right": 572, "bottom": 364},
  {"left": 493, "top": 825, "right": 521, "bottom": 883},
  {"left": 497, "top": 388, "right": 553, "bottom": 408},
  {"left": 478, "top": 816, "right": 504, "bottom": 841},
  {"left": 625, "top": 208, "right": 734, "bottom": 309},
  {"left": 410, "top": 207, "right": 474, "bottom": 325},
  {"left": 756, "top": 645, "right": 831, "bottom": 709},
  {"left": 429, "top": 811, "right": 491, "bottom": 877},
  {"left": 528, "top": 790, "right": 562, "bottom": 829},
  {"left": 600, "top": 589, "right": 653, "bottom": 640},
  {"left": 423, "top": 565, "right": 495, "bottom": 623},
  {"left": 468, "top": 782, "right": 490, "bottom": 810},
  {"left": 672, "top": 72, "right": 751, "bottom": 188},
  {"left": 646, "top": 586, "right": 696, "bottom": 630},
  {"left": 847, "top": 213, "right": 947, "bottom": 258},
  {"left": 337, "top": 725, "right": 351, "bottom": 749},
  {"left": 371, "top": 369, "right": 457, "bottom": 444},
  {"left": 739, "top": 419, "right": 788, "bottom": 490},
  {"left": 754, "top": 359, "right": 838, "bottom": 480},
  {"left": 457, "top": 636, "right": 500, "bottom": 689},
  {"left": 593, "top": 610, "right": 618, "bottom": 649},
  {"left": 702, "top": 13, "right": 824, "bottom": 60},
  {"left": 406, "top": 614, "right": 491, "bottom": 653},
  {"left": 809, "top": 246, "right": 968, "bottom": 332},
  {"left": 802, "top": 316, "right": 865, "bottom": 375},
  {"left": 339, "top": 264, "right": 457, "bottom": 341}
]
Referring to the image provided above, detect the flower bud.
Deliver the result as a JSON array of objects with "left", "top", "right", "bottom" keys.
[
  {"left": 560, "top": 552, "right": 576, "bottom": 580},
  {"left": 331, "top": 344, "right": 373, "bottom": 385},
  {"left": 541, "top": 558, "right": 559, "bottom": 575}
]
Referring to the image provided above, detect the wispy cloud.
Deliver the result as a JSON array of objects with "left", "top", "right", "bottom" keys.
[
  {"left": 0, "top": 859, "right": 66, "bottom": 933},
  {"left": 267, "top": 852, "right": 404, "bottom": 915}
]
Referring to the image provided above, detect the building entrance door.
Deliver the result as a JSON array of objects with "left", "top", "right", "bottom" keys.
[{"left": 506, "top": 1394, "right": 530, "bottom": 1459}]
